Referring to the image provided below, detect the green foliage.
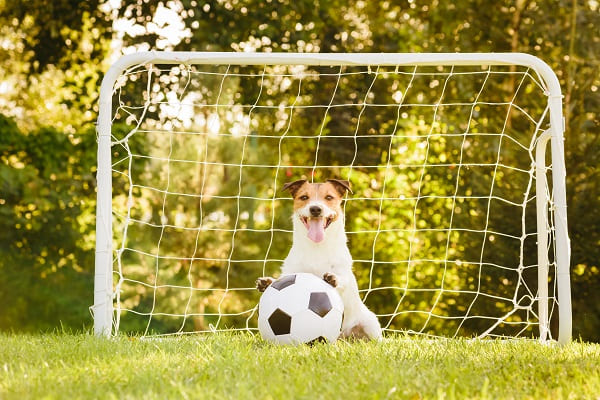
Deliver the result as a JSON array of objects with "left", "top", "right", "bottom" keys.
[
  {"left": 0, "top": 0, "right": 111, "bottom": 69},
  {"left": 0, "top": 115, "right": 97, "bottom": 331},
  {"left": 0, "top": 0, "right": 111, "bottom": 131},
  {"left": 0, "top": 0, "right": 598, "bottom": 341}
]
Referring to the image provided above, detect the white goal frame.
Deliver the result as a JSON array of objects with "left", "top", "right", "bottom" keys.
[{"left": 93, "top": 52, "right": 572, "bottom": 343}]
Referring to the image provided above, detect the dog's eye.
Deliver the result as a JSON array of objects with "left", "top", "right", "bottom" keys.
[
  {"left": 299, "top": 195, "right": 309, "bottom": 201},
  {"left": 325, "top": 195, "right": 334, "bottom": 201}
]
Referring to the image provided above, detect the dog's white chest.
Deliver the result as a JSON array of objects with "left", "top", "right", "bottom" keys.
[{"left": 282, "top": 241, "right": 352, "bottom": 276}]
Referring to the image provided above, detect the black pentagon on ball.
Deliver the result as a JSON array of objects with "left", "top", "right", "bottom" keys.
[
  {"left": 268, "top": 308, "right": 292, "bottom": 335},
  {"left": 270, "top": 274, "right": 296, "bottom": 291},
  {"left": 308, "top": 292, "right": 332, "bottom": 318}
]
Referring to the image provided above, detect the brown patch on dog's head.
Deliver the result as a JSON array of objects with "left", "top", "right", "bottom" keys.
[
  {"left": 326, "top": 179, "right": 352, "bottom": 196},
  {"left": 282, "top": 180, "right": 348, "bottom": 214},
  {"left": 316, "top": 181, "right": 346, "bottom": 215},
  {"left": 281, "top": 179, "right": 307, "bottom": 198}
]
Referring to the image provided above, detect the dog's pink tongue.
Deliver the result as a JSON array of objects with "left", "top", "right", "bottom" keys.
[{"left": 307, "top": 218, "right": 325, "bottom": 243}]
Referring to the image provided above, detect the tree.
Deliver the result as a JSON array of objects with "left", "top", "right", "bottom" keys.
[
  {"left": 0, "top": 0, "right": 112, "bottom": 132},
  {"left": 1, "top": 0, "right": 597, "bottom": 341},
  {"left": 0, "top": 115, "right": 97, "bottom": 330}
]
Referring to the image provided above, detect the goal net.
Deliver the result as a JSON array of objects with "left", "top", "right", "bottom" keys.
[{"left": 93, "top": 52, "right": 571, "bottom": 343}]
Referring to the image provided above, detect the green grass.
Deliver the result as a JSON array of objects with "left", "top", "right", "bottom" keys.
[{"left": 1, "top": 333, "right": 599, "bottom": 399}]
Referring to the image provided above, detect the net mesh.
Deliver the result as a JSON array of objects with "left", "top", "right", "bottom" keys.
[{"left": 106, "top": 60, "right": 557, "bottom": 339}]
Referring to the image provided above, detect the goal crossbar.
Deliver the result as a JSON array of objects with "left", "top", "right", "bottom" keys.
[{"left": 93, "top": 52, "right": 571, "bottom": 343}]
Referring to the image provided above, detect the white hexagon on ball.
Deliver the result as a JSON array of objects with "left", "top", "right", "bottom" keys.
[{"left": 258, "top": 273, "right": 344, "bottom": 345}]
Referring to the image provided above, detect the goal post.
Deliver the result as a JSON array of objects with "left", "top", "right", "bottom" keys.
[{"left": 93, "top": 52, "right": 571, "bottom": 343}]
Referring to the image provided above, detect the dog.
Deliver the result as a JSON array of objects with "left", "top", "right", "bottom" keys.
[{"left": 256, "top": 179, "right": 382, "bottom": 340}]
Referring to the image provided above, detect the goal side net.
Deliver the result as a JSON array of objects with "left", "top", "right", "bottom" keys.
[{"left": 92, "top": 52, "right": 571, "bottom": 343}]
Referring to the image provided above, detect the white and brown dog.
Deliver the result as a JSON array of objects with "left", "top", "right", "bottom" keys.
[{"left": 256, "top": 179, "right": 382, "bottom": 340}]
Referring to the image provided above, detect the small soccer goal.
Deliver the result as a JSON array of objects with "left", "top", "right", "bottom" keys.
[{"left": 93, "top": 52, "right": 572, "bottom": 343}]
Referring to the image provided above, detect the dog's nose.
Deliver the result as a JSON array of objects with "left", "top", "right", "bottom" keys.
[{"left": 309, "top": 205, "right": 322, "bottom": 217}]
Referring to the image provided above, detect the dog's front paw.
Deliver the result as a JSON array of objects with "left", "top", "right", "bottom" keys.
[
  {"left": 323, "top": 272, "right": 338, "bottom": 288},
  {"left": 256, "top": 277, "right": 274, "bottom": 292}
]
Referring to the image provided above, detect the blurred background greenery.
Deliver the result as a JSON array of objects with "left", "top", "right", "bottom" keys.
[{"left": 0, "top": 0, "right": 598, "bottom": 341}]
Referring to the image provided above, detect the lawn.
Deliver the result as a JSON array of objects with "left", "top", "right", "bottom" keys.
[{"left": 1, "top": 333, "right": 599, "bottom": 399}]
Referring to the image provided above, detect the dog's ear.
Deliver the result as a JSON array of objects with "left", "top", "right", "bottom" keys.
[
  {"left": 327, "top": 179, "right": 353, "bottom": 195},
  {"left": 281, "top": 179, "right": 307, "bottom": 197}
]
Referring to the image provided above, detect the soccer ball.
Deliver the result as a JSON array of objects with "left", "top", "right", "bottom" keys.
[{"left": 258, "top": 273, "right": 344, "bottom": 345}]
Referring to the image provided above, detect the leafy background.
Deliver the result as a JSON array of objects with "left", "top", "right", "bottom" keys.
[{"left": 0, "top": 0, "right": 598, "bottom": 341}]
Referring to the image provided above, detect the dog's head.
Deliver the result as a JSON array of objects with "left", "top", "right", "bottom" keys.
[{"left": 282, "top": 179, "right": 352, "bottom": 243}]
